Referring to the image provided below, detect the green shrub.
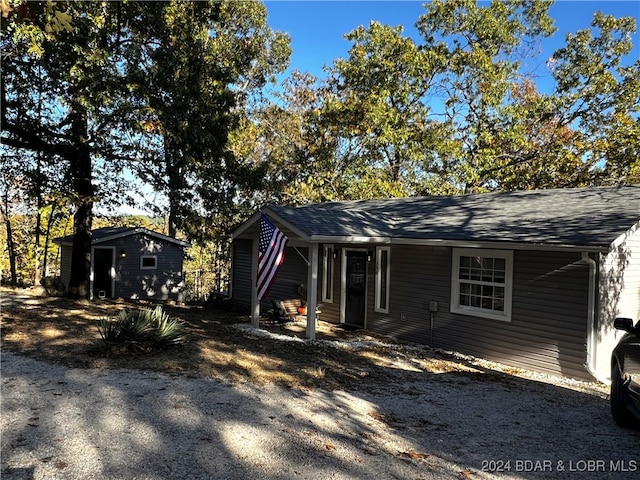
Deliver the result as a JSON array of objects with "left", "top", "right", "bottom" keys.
[{"left": 97, "top": 306, "right": 186, "bottom": 352}]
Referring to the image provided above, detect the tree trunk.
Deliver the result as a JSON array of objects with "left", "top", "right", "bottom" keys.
[
  {"left": 42, "top": 203, "right": 56, "bottom": 278},
  {"left": 165, "top": 140, "right": 181, "bottom": 238},
  {"left": 34, "top": 205, "right": 42, "bottom": 286},
  {"left": 0, "top": 187, "right": 17, "bottom": 286},
  {"left": 4, "top": 216, "right": 17, "bottom": 287},
  {"left": 66, "top": 98, "right": 94, "bottom": 300}
]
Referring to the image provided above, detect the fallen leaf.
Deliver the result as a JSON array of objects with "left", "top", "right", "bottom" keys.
[{"left": 398, "top": 450, "right": 431, "bottom": 460}]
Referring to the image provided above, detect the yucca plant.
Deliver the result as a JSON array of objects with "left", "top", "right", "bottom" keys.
[
  {"left": 97, "top": 306, "right": 186, "bottom": 352},
  {"left": 147, "top": 306, "right": 186, "bottom": 348}
]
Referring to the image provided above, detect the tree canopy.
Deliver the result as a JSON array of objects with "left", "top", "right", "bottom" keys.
[{"left": 1, "top": 0, "right": 638, "bottom": 293}]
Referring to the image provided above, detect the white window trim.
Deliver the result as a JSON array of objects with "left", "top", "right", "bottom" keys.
[
  {"left": 140, "top": 255, "right": 158, "bottom": 270},
  {"left": 322, "top": 245, "right": 334, "bottom": 303},
  {"left": 375, "top": 246, "right": 390, "bottom": 314},
  {"left": 450, "top": 248, "right": 513, "bottom": 322}
]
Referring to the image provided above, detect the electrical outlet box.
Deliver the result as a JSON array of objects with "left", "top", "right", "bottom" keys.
[{"left": 429, "top": 301, "right": 438, "bottom": 312}]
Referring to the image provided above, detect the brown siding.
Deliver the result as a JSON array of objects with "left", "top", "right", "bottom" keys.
[
  {"left": 367, "top": 246, "right": 591, "bottom": 380},
  {"left": 231, "top": 239, "right": 253, "bottom": 306},
  {"left": 231, "top": 241, "right": 317, "bottom": 311},
  {"left": 264, "top": 246, "right": 309, "bottom": 306},
  {"left": 319, "top": 245, "right": 341, "bottom": 322},
  {"left": 231, "top": 239, "right": 592, "bottom": 379}
]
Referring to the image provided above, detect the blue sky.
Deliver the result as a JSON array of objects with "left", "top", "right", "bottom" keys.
[{"left": 265, "top": 0, "right": 640, "bottom": 91}]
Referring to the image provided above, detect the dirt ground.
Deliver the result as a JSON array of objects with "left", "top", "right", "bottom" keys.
[
  {"left": 0, "top": 287, "right": 608, "bottom": 396},
  {"left": 0, "top": 287, "right": 475, "bottom": 391},
  {"left": 5, "top": 287, "right": 640, "bottom": 480}
]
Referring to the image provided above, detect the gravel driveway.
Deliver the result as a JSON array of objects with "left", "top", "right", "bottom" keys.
[{"left": 2, "top": 339, "right": 639, "bottom": 480}]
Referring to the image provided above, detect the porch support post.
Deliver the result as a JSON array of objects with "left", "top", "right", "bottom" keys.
[
  {"left": 306, "top": 242, "right": 319, "bottom": 340},
  {"left": 89, "top": 246, "right": 95, "bottom": 301},
  {"left": 251, "top": 237, "right": 260, "bottom": 327}
]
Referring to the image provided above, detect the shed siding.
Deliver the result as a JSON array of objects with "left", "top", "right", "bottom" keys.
[
  {"left": 108, "top": 234, "right": 185, "bottom": 301},
  {"left": 594, "top": 224, "right": 640, "bottom": 380},
  {"left": 366, "top": 246, "right": 590, "bottom": 380},
  {"left": 60, "top": 245, "right": 73, "bottom": 289}
]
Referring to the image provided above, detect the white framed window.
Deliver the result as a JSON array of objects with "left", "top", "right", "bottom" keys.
[
  {"left": 451, "top": 248, "right": 513, "bottom": 322},
  {"left": 375, "top": 246, "right": 390, "bottom": 314},
  {"left": 140, "top": 255, "right": 158, "bottom": 270},
  {"left": 322, "top": 245, "right": 334, "bottom": 303}
]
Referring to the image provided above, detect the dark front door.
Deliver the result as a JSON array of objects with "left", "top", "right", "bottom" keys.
[
  {"left": 93, "top": 248, "right": 113, "bottom": 298},
  {"left": 345, "top": 251, "right": 367, "bottom": 326}
]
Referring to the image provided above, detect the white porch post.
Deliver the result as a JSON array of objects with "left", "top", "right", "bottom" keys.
[
  {"left": 306, "top": 242, "right": 319, "bottom": 340},
  {"left": 251, "top": 237, "right": 260, "bottom": 327}
]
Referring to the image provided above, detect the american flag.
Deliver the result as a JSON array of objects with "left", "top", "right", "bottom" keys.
[{"left": 257, "top": 214, "right": 288, "bottom": 300}]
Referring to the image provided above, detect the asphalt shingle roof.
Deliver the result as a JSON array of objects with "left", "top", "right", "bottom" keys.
[
  {"left": 54, "top": 227, "right": 190, "bottom": 247},
  {"left": 266, "top": 185, "right": 640, "bottom": 248}
]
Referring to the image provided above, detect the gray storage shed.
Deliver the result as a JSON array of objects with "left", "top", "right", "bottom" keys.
[
  {"left": 230, "top": 185, "right": 640, "bottom": 382},
  {"left": 55, "top": 227, "right": 191, "bottom": 302}
]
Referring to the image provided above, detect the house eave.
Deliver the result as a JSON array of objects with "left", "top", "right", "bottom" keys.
[
  {"left": 230, "top": 209, "right": 311, "bottom": 241},
  {"left": 308, "top": 235, "right": 608, "bottom": 253}
]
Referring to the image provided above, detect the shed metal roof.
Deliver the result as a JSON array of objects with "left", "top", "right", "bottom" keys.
[{"left": 248, "top": 185, "right": 640, "bottom": 250}]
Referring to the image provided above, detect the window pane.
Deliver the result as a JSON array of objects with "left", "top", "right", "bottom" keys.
[
  {"left": 459, "top": 293, "right": 470, "bottom": 306},
  {"left": 323, "top": 247, "right": 333, "bottom": 302},
  {"left": 455, "top": 252, "right": 510, "bottom": 316},
  {"left": 469, "top": 268, "right": 481, "bottom": 281},
  {"left": 481, "top": 285, "right": 494, "bottom": 297},
  {"left": 141, "top": 256, "right": 156, "bottom": 268},
  {"left": 379, "top": 250, "right": 388, "bottom": 309}
]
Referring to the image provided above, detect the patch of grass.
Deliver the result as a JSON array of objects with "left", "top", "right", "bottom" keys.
[{"left": 97, "top": 306, "right": 186, "bottom": 352}]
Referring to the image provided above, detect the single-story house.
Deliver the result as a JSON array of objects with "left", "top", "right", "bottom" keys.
[
  {"left": 55, "top": 227, "right": 191, "bottom": 301},
  {"left": 230, "top": 185, "right": 640, "bottom": 382}
]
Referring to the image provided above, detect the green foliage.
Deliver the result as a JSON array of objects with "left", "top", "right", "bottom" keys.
[
  {"left": 123, "top": 0, "right": 291, "bottom": 237},
  {"left": 97, "top": 306, "right": 186, "bottom": 352},
  {"left": 231, "top": 1, "right": 639, "bottom": 209}
]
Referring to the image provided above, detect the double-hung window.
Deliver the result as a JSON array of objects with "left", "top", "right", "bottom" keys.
[
  {"left": 375, "top": 246, "right": 390, "bottom": 314},
  {"left": 451, "top": 249, "right": 513, "bottom": 322},
  {"left": 322, "top": 245, "right": 334, "bottom": 303}
]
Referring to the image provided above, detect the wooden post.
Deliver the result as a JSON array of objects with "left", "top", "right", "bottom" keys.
[{"left": 251, "top": 238, "right": 260, "bottom": 327}]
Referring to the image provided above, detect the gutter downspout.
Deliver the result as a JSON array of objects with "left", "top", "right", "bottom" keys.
[{"left": 581, "top": 252, "right": 608, "bottom": 384}]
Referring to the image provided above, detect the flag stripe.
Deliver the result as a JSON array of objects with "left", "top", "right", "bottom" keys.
[{"left": 257, "top": 214, "right": 288, "bottom": 301}]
